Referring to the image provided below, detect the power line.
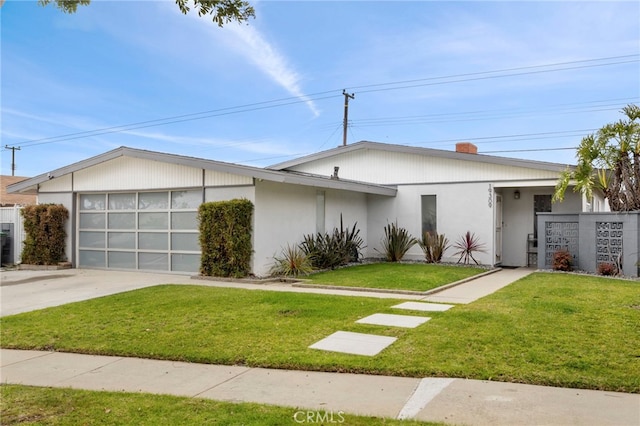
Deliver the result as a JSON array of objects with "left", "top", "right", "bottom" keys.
[
  {"left": 9, "top": 54, "right": 639, "bottom": 149},
  {"left": 349, "top": 55, "right": 639, "bottom": 94}
]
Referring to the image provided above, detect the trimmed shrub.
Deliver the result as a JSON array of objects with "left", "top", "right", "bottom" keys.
[
  {"left": 198, "top": 199, "right": 253, "bottom": 278},
  {"left": 376, "top": 221, "right": 417, "bottom": 262},
  {"left": 452, "top": 231, "right": 486, "bottom": 265},
  {"left": 418, "top": 231, "right": 450, "bottom": 263},
  {"left": 552, "top": 249, "right": 573, "bottom": 272},
  {"left": 21, "top": 204, "right": 69, "bottom": 265}
]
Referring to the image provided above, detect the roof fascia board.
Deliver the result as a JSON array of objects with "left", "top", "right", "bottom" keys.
[
  {"left": 8, "top": 146, "right": 396, "bottom": 197},
  {"left": 269, "top": 141, "right": 574, "bottom": 173},
  {"left": 120, "top": 148, "right": 396, "bottom": 195}
]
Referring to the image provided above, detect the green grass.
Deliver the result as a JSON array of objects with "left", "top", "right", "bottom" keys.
[
  {"left": 1, "top": 273, "right": 639, "bottom": 393},
  {"left": 0, "top": 385, "right": 435, "bottom": 425},
  {"left": 305, "top": 262, "right": 485, "bottom": 291}
]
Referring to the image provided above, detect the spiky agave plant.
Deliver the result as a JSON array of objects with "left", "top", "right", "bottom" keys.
[
  {"left": 418, "top": 231, "right": 450, "bottom": 263},
  {"left": 453, "top": 231, "right": 486, "bottom": 265},
  {"left": 269, "top": 244, "right": 314, "bottom": 277},
  {"left": 377, "top": 221, "right": 417, "bottom": 262}
]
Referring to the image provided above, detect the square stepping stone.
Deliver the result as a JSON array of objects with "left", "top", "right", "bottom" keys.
[
  {"left": 392, "top": 301, "right": 454, "bottom": 312},
  {"left": 309, "top": 331, "right": 397, "bottom": 356},
  {"left": 356, "top": 313, "right": 430, "bottom": 328}
]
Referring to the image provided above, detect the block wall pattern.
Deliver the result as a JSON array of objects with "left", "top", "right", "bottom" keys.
[
  {"left": 544, "top": 222, "right": 579, "bottom": 267},
  {"left": 595, "top": 222, "right": 623, "bottom": 265}
]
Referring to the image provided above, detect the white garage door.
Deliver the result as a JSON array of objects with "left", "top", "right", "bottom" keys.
[{"left": 77, "top": 190, "right": 201, "bottom": 273}]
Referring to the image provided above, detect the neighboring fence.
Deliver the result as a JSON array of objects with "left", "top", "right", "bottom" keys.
[
  {"left": 537, "top": 212, "right": 640, "bottom": 278},
  {"left": 0, "top": 206, "right": 25, "bottom": 265}
]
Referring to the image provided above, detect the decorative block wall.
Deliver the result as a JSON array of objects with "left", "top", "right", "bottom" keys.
[{"left": 537, "top": 212, "right": 639, "bottom": 278}]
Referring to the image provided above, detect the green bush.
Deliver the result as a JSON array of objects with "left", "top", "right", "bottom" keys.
[
  {"left": 198, "top": 199, "right": 253, "bottom": 278},
  {"left": 270, "top": 244, "right": 313, "bottom": 277},
  {"left": 418, "top": 231, "right": 450, "bottom": 263},
  {"left": 376, "top": 221, "right": 417, "bottom": 262},
  {"left": 300, "top": 216, "right": 364, "bottom": 270},
  {"left": 20, "top": 204, "right": 69, "bottom": 265}
]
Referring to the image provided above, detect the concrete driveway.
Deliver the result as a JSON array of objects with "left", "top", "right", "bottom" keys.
[
  {"left": 0, "top": 268, "right": 428, "bottom": 317},
  {"left": 0, "top": 269, "right": 199, "bottom": 317}
]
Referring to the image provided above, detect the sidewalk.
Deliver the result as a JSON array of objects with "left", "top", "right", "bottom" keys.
[
  {"left": 2, "top": 349, "right": 638, "bottom": 425},
  {"left": 2, "top": 267, "right": 638, "bottom": 425}
]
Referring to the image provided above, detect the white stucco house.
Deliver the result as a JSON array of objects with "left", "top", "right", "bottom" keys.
[{"left": 8, "top": 141, "right": 601, "bottom": 275}]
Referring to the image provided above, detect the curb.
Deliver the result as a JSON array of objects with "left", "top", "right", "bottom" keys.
[{"left": 291, "top": 267, "right": 503, "bottom": 297}]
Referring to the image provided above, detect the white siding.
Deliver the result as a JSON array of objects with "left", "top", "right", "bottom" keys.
[
  {"left": 366, "top": 182, "right": 495, "bottom": 264},
  {"left": 289, "top": 150, "right": 561, "bottom": 184},
  {"left": 253, "top": 181, "right": 317, "bottom": 276},
  {"left": 39, "top": 174, "right": 72, "bottom": 192},
  {"left": 251, "top": 181, "right": 369, "bottom": 276},
  {"left": 205, "top": 170, "right": 253, "bottom": 186},
  {"left": 205, "top": 186, "right": 255, "bottom": 203},
  {"left": 73, "top": 157, "right": 202, "bottom": 191}
]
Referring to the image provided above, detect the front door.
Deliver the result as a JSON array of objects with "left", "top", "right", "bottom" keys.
[{"left": 494, "top": 194, "right": 503, "bottom": 264}]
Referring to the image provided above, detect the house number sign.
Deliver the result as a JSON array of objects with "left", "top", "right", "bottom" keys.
[{"left": 488, "top": 184, "right": 492, "bottom": 208}]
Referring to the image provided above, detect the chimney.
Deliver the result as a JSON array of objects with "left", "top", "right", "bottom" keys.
[{"left": 455, "top": 142, "right": 478, "bottom": 154}]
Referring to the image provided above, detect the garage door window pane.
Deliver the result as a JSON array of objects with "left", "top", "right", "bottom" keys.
[
  {"left": 171, "top": 190, "right": 201, "bottom": 209},
  {"left": 79, "top": 231, "right": 105, "bottom": 248},
  {"left": 108, "top": 213, "right": 135, "bottom": 229},
  {"left": 172, "top": 254, "right": 200, "bottom": 272},
  {"left": 109, "top": 193, "right": 136, "bottom": 210},
  {"left": 108, "top": 252, "right": 136, "bottom": 269},
  {"left": 139, "top": 233, "right": 168, "bottom": 250},
  {"left": 139, "top": 192, "right": 168, "bottom": 209},
  {"left": 171, "top": 233, "right": 199, "bottom": 251},
  {"left": 139, "top": 212, "right": 168, "bottom": 229},
  {"left": 139, "top": 252, "right": 168, "bottom": 271},
  {"left": 171, "top": 212, "right": 197, "bottom": 230},
  {"left": 80, "top": 213, "right": 105, "bottom": 229},
  {"left": 80, "top": 194, "right": 105, "bottom": 210},
  {"left": 79, "top": 250, "right": 105, "bottom": 267},
  {"left": 108, "top": 232, "right": 135, "bottom": 249}
]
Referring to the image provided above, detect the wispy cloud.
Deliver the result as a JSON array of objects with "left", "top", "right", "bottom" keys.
[{"left": 223, "top": 23, "right": 320, "bottom": 117}]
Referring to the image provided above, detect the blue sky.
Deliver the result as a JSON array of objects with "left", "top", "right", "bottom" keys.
[{"left": 2, "top": 1, "right": 639, "bottom": 177}]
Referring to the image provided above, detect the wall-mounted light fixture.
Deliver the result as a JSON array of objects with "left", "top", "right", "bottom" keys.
[{"left": 514, "top": 189, "right": 520, "bottom": 200}]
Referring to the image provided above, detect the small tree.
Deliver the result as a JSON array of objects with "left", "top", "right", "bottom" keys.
[
  {"left": 554, "top": 104, "right": 640, "bottom": 212},
  {"left": 38, "top": 0, "right": 255, "bottom": 27}
]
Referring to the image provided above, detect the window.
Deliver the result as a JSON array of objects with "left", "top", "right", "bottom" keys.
[{"left": 421, "top": 195, "right": 437, "bottom": 237}]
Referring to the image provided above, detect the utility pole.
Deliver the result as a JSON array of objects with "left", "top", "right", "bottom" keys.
[
  {"left": 342, "top": 90, "right": 355, "bottom": 146},
  {"left": 5, "top": 145, "right": 21, "bottom": 176}
]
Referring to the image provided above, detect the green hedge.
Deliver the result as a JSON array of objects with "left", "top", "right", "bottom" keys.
[
  {"left": 198, "top": 198, "right": 253, "bottom": 278},
  {"left": 20, "top": 204, "right": 69, "bottom": 265}
]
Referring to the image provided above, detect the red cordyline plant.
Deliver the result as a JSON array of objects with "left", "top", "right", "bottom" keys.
[{"left": 453, "top": 231, "right": 486, "bottom": 265}]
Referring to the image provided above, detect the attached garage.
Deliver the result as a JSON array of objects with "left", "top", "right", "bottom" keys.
[
  {"left": 8, "top": 146, "right": 395, "bottom": 276},
  {"left": 77, "top": 190, "right": 201, "bottom": 273}
]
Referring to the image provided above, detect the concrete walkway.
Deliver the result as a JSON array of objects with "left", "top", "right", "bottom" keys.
[
  {"left": 2, "top": 349, "right": 638, "bottom": 425},
  {"left": 2, "top": 267, "right": 639, "bottom": 425}
]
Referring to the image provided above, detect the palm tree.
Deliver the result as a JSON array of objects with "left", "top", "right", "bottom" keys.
[{"left": 554, "top": 104, "right": 640, "bottom": 212}]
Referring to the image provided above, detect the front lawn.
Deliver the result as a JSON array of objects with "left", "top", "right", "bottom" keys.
[
  {"left": 305, "top": 262, "right": 485, "bottom": 292},
  {"left": 1, "top": 273, "right": 638, "bottom": 392},
  {"left": 0, "top": 385, "right": 434, "bottom": 425}
]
